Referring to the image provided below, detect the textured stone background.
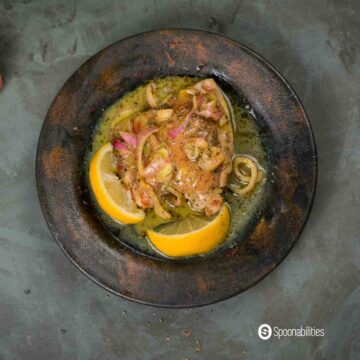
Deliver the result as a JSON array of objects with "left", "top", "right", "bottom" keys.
[{"left": 0, "top": 0, "right": 359, "bottom": 359}]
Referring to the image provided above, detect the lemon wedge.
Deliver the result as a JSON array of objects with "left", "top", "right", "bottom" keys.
[
  {"left": 147, "top": 205, "right": 230, "bottom": 257},
  {"left": 89, "top": 143, "right": 145, "bottom": 224}
]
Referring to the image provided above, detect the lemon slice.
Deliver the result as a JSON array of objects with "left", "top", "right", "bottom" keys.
[
  {"left": 147, "top": 205, "right": 230, "bottom": 257},
  {"left": 89, "top": 143, "right": 145, "bottom": 224}
]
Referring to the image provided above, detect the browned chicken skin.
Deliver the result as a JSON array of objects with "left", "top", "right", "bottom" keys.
[{"left": 112, "top": 79, "right": 233, "bottom": 218}]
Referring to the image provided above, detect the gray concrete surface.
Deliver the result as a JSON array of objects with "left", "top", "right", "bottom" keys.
[{"left": 0, "top": 0, "right": 359, "bottom": 359}]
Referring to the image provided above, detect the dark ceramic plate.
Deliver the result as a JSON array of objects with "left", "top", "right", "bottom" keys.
[{"left": 36, "top": 29, "right": 317, "bottom": 307}]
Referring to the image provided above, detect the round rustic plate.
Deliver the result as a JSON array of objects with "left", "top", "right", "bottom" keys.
[{"left": 36, "top": 29, "right": 317, "bottom": 307}]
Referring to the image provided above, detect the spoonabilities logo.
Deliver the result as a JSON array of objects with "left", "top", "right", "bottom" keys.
[
  {"left": 258, "top": 324, "right": 325, "bottom": 340},
  {"left": 258, "top": 324, "right": 272, "bottom": 340}
]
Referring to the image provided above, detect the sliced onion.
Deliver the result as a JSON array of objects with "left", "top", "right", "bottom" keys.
[
  {"left": 132, "top": 180, "right": 154, "bottom": 209},
  {"left": 148, "top": 134, "right": 160, "bottom": 149},
  {"left": 156, "top": 109, "right": 174, "bottom": 122},
  {"left": 197, "top": 100, "right": 223, "bottom": 120},
  {"left": 119, "top": 131, "right": 137, "bottom": 147},
  {"left": 164, "top": 186, "right": 183, "bottom": 207},
  {"left": 143, "top": 148, "right": 173, "bottom": 181},
  {"left": 231, "top": 156, "right": 258, "bottom": 195},
  {"left": 145, "top": 83, "right": 157, "bottom": 108},
  {"left": 142, "top": 157, "right": 166, "bottom": 177},
  {"left": 168, "top": 125, "right": 184, "bottom": 140},
  {"left": 202, "top": 79, "right": 216, "bottom": 91},
  {"left": 233, "top": 156, "right": 263, "bottom": 182},
  {"left": 193, "top": 79, "right": 230, "bottom": 120},
  {"left": 212, "top": 82, "right": 230, "bottom": 120},
  {"left": 136, "top": 127, "right": 159, "bottom": 176},
  {"left": 156, "top": 162, "right": 173, "bottom": 181},
  {"left": 112, "top": 139, "right": 130, "bottom": 152},
  {"left": 152, "top": 194, "right": 171, "bottom": 219},
  {"left": 177, "top": 89, "right": 192, "bottom": 105}
]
